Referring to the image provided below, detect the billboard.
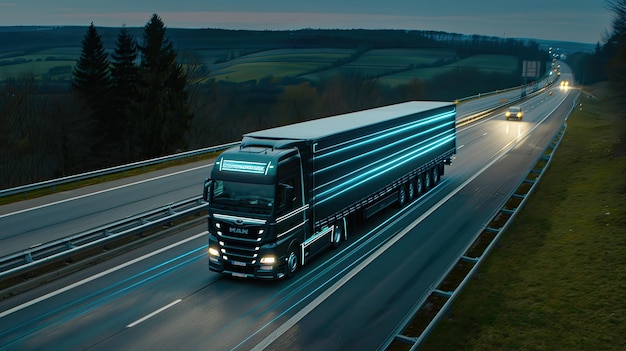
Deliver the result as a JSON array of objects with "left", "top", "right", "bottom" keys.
[{"left": 522, "top": 60, "right": 541, "bottom": 78}]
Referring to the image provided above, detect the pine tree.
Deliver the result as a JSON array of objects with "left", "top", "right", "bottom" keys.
[
  {"left": 606, "top": 0, "right": 626, "bottom": 113},
  {"left": 110, "top": 26, "right": 139, "bottom": 160},
  {"left": 72, "top": 23, "right": 113, "bottom": 163},
  {"left": 73, "top": 23, "right": 112, "bottom": 103},
  {"left": 134, "top": 14, "right": 192, "bottom": 157}
]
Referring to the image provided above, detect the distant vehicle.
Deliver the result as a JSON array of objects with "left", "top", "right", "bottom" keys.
[
  {"left": 506, "top": 106, "right": 523, "bottom": 120},
  {"left": 203, "top": 101, "right": 457, "bottom": 279}
]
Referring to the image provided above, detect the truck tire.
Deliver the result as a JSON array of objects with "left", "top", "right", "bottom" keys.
[
  {"left": 416, "top": 174, "right": 424, "bottom": 195},
  {"left": 285, "top": 246, "right": 299, "bottom": 278},
  {"left": 432, "top": 165, "right": 440, "bottom": 186},
  {"left": 398, "top": 183, "right": 407, "bottom": 207},
  {"left": 332, "top": 219, "right": 345, "bottom": 249},
  {"left": 423, "top": 171, "right": 431, "bottom": 191},
  {"left": 408, "top": 179, "right": 416, "bottom": 201}
]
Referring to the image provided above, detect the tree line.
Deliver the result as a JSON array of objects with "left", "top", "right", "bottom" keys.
[
  {"left": 567, "top": 0, "right": 626, "bottom": 110},
  {"left": 0, "top": 15, "right": 562, "bottom": 190},
  {"left": 72, "top": 14, "right": 192, "bottom": 164}
]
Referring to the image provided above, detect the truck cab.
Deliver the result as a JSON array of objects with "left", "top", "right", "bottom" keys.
[{"left": 205, "top": 144, "right": 306, "bottom": 279}]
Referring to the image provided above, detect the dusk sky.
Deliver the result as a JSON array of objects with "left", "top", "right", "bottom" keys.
[{"left": 0, "top": 1, "right": 614, "bottom": 44}]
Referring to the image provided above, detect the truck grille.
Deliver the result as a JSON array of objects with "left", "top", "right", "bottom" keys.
[
  {"left": 220, "top": 239, "right": 258, "bottom": 263},
  {"left": 215, "top": 219, "right": 263, "bottom": 264}
]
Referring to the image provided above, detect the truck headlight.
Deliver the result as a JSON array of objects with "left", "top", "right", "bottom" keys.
[
  {"left": 260, "top": 256, "right": 276, "bottom": 264},
  {"left": 208, "top": 247, "right": 219, "bottom": 256}
]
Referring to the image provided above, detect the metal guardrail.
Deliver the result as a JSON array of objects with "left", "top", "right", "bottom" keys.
[
  {"left": 381, "top": 92, "right": 579, "bottom": 350},
  {"left": 0, "top": 197, "right": 207, "bottom": 280},
  {"left": 0, "top": 142, "right": 239, "bottom": 198}
]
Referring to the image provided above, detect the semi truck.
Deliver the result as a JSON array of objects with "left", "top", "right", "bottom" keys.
[{"left": 202, "top": 101, "right": 457, "bottom": 279}]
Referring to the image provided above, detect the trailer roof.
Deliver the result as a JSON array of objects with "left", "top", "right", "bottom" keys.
[{"left": 245, "top": 101, "right": 454, "bottom": 141}]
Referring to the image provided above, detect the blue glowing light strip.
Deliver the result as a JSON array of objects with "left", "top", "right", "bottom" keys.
[
  {"left": 314, "top": 119, "right": 454, "bottom": 176},
  {"left": 220, "top": 159, "right": 272, "bottom": 175},
  {"left": 314, "top": 125, "right": 454, "bottom": 195},
  {"left": 315, "top": 109, "right": 455, "bottom": 158},
  {"left": 315, "top": 133, "right": 455, "bottom": 205}
]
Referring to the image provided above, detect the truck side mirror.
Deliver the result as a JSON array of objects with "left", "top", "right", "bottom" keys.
[
  {"left": 284, "top": 185, "right": 294, "bottom": 204},
  {"left": 278, "top": 183, "right": 294, "bottom": 211},
  {"left": 203, "top": 179, "right": 212, "bottom": 202}
]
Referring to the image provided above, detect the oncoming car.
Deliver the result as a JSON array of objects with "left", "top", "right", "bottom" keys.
[{"left": 505, "top": 106, "right": 523, "bottom": 120}]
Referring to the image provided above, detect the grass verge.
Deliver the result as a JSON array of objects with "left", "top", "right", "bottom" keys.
[{"left": 420, "top": 89, "right": 626, "bottom": 350}]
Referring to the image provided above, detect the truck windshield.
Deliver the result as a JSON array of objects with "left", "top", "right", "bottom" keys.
[{"left": 211, "top": 180, "right": 274, "bottom": 214}]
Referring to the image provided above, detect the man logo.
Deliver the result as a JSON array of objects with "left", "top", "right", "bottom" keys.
[{"left": 229, "top": 227, "right": 248, "bottom": 235}]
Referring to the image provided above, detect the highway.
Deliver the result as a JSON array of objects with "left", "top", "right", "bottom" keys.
[
  {"left": 0, "top": 87, "right": 524, "bottom": 256},
  {"left": 0, "top": 77, "right": 577, "bottom": 350}
]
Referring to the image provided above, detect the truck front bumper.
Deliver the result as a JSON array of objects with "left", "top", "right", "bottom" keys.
[{"left": 209, "top": 257, "right": 285, "bottom": 279}]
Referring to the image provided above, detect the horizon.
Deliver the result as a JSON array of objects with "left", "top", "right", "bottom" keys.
[
  {"left": 0, "top": 1, "right": 612, "bottom": 45},
  {"left": 0, "top": 24, "right": 599, "bottom": 49}
]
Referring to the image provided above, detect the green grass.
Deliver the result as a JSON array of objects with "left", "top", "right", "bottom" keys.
[
  {"left": 420, "top": 92, "right": 626, "bottom": 350},
  {"left": 309, "top": 48, "right": 459, "bottom": 81},
  {"left": 210, "top": 48, "right": 354, "bottom": 82},
  {"left": 380, "top": 54, "right": 518, "bottom": 86},
  {"left": 0, "top": 47, "right": 80, "bottom": 80},
  {"left": 0, "top": 46, "right": 516, "bottom": 86},
  {"left": 342, "top": 48, "right": 458, "bottom": 72}
]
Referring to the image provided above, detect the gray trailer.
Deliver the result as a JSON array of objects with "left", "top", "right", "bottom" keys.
[{"left": 203, "top": 101, "right": 457, "bottom": 279}]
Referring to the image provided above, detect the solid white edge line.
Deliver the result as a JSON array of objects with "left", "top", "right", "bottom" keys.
[
  {"left": 126, "top": 299, "right": 182, "bottom": 328},
  {"left": 0, "top": 164, "right": 213, "bottom": 219},
  {"left": 249, "top": 104, "right": 558, "bottom": 351},
  {"left": 0, "top": 231, "right": 207, "bottom": 319}
]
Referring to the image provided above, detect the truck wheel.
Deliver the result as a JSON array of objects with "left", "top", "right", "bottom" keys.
[
  {"left": 416, "top": 174, "right": 424, "bottom": 195},
  {"left": 332, "top": 220, "right": 345, "bottom": 249},
  {"left": 423, "top": 171, "right": 431, "bottom": 191},
  {"left": 286, "top": 247, "right": 299, "bottom": 278},
  {"left": 408, "top": 179, "right": 416, "bottom": 201},
  {"left": 398, "top": 183, "right": 407, "bottom": 207},
  {"left": 432, "top": 165, "right": 440, "bottom": 186}
]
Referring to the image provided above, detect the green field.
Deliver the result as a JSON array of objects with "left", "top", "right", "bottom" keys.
[
  {"left": 209, "top": 48, "right": 354, "bottom": 83},
  {"left": 380, "top": 54, "right": 518, "bottom": 86},
  {"left": 316, "top": 48, "right": 459, "bottom": 79},
  {"left": 0, "top": 46, "right": 81, "bottom": 81},
  {"left": 0, "top": 43, "right": 520, "bottom": 86},
  {"left": 420, "top": 89, "right": 626, "bottom": 351},
  {"left": 207, "top": 47, "right": 518, "bottom": 85}
]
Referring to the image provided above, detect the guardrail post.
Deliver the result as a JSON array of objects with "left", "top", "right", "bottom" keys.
[
  {"left": 66, "top": 240, "right": 75, "bottom": 250},
  {"left": 24, "top": 251, "right": 33, "bottom": 263}
]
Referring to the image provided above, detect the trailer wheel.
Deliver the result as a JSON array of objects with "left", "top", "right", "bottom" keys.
[
  {"left": 423, "top": 171, "right": 431, "bottom": 191},
  {"left": 416, "top": 174, "right": 424, "bottom": 195},
  {"left": 285, "top": 246, "right": 299, "bottom": 278},
  {"left": 408, "top": 179, "right": 416, "bottom": 201},
  {"left": 398, "top": 183, "right": 407, "bottom": 207},
  {"left": 432, "top": 165, "right": 440, "bottom": 186}
]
